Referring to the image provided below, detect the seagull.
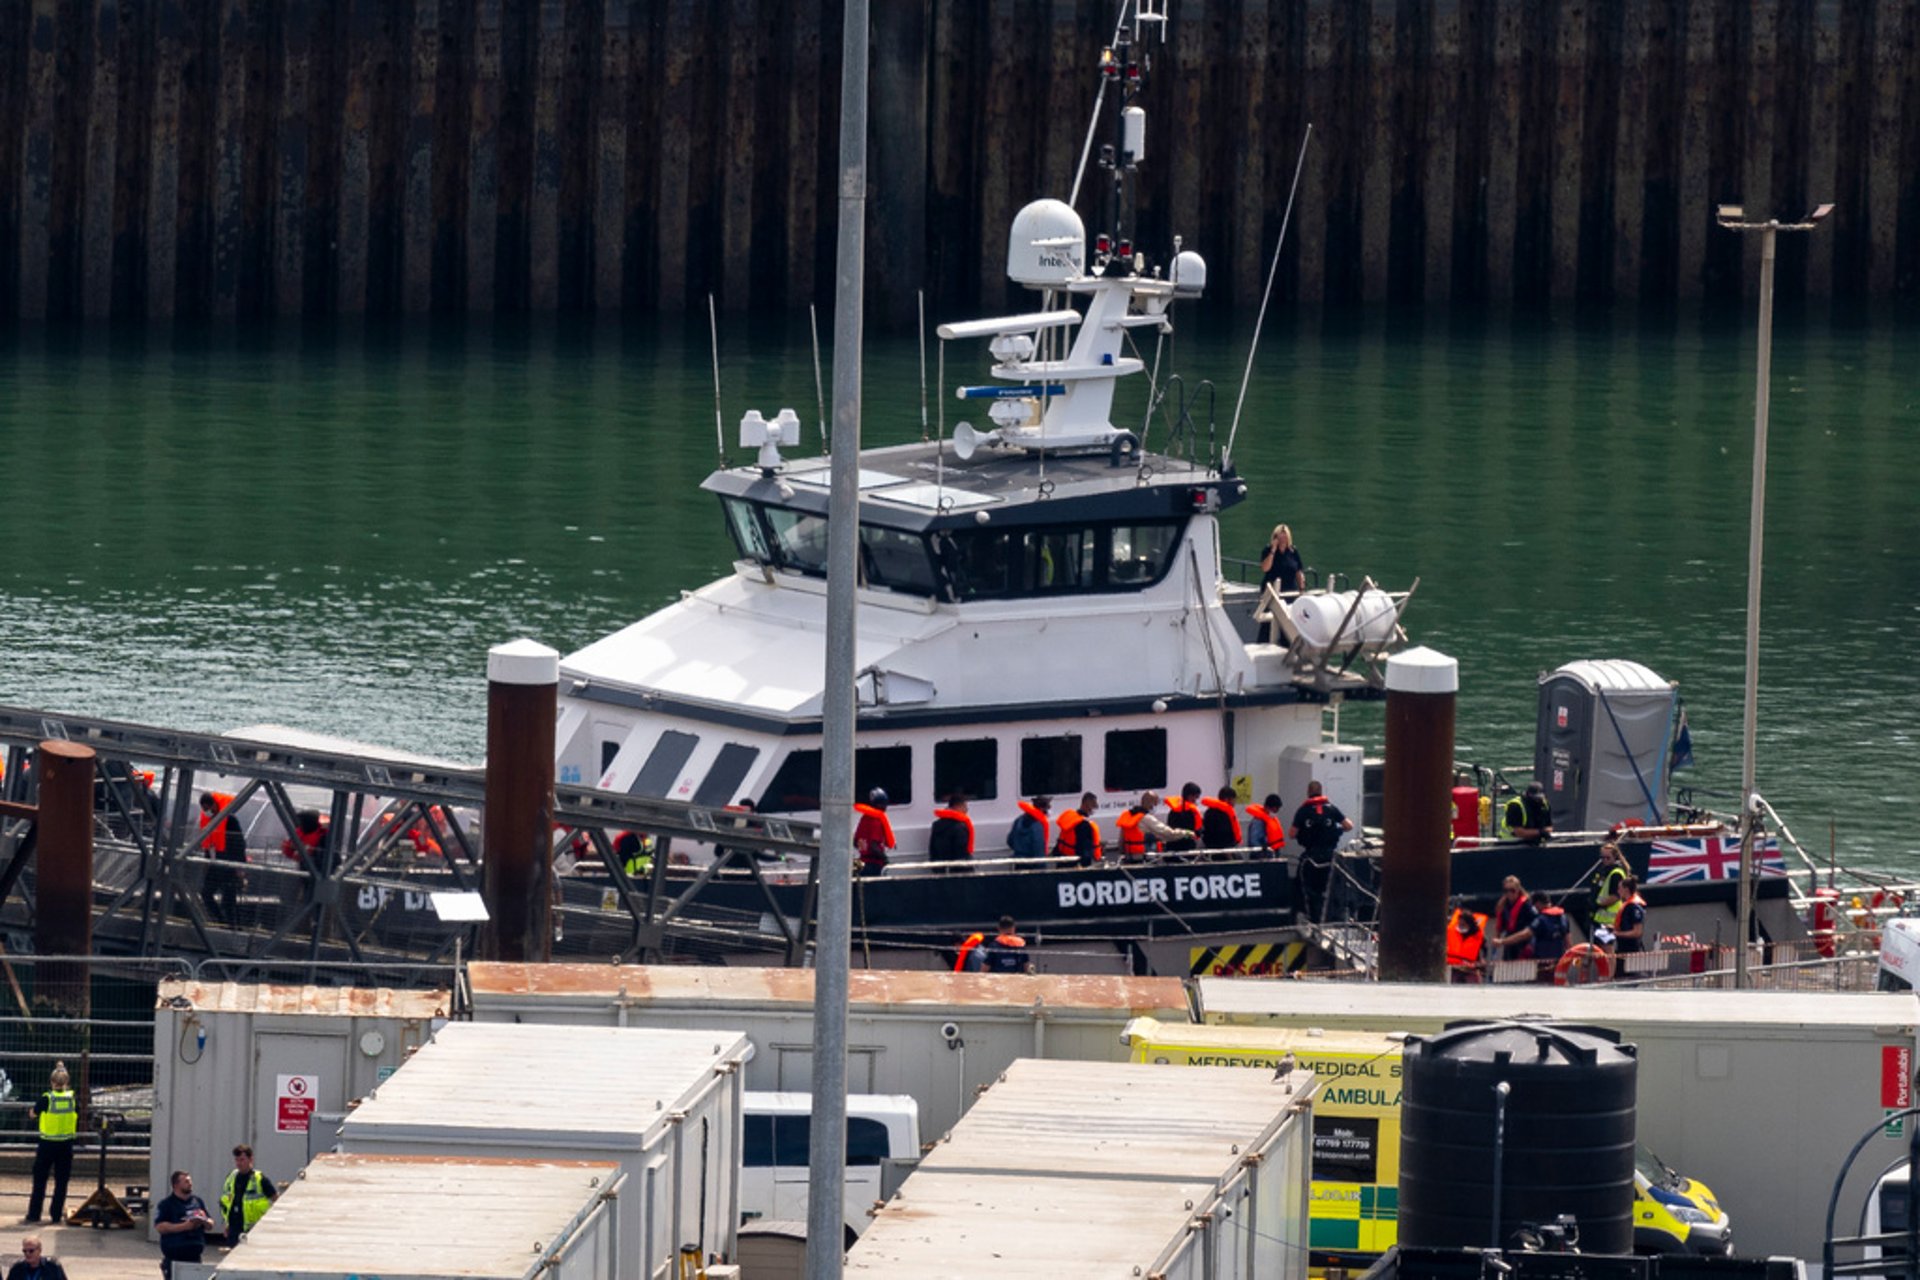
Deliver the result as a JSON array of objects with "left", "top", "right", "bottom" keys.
[{"left": 1272, "top": 1051, "right": 1297, "bottom": 1083}]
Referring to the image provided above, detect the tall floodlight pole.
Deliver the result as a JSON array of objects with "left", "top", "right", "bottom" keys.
[
  {"left": 806, "top": 0, "right": 868, "bottom": 1273},
  {"left": 1715, "top": 202, "right": 1831, "bottom": 989}
]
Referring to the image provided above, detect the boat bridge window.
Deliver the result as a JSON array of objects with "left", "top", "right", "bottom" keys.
[
  {"left": 1020, "top": 735, "right": 1082, "bottom": 796},
  {"left": 934, "top": 739, "right": 998, "bottom": 802},
  {"left": 761, "top": 507, "right": 831, "bottom": 575},
  {"left": 722, "top": 499, "right": 941, "bottom": 598},
  {"left": 759, "top": 745, "right": 915, "bottom": 813},
  {"left": 859, "top": 525, "right": 940, "bottom": 595},
  {"left": 938, "top": 519, "right": 1186, "bottom": 601},
  {"left": 722, "top": 499, "right": 771, "bottom": 563},
  {"left": 1103, "top": 728, "right": 1166, "bottom": 792},
  {"left": 628, "top": 730, "right": 699, "bottom": 798}
]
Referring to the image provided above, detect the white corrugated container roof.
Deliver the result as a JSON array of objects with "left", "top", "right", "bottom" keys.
[
  {"left": 1548, "top": 659, "right": 1672, "bottom": 693},
  {"left": 845, "top": 1058, "right": 1311, "bottom": 1273},
  {"left": 213, "top": 1153, "right": 617, "bottom": 1280},
  {"left": 1197, "top": 978, "right": 1919, "bottom": 1032},
  {"left": 343, "top": 1022, "right": 752, "bottom": 1145}
]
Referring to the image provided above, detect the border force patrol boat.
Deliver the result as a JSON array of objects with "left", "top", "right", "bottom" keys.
[{"left": 547, "top": 10, "right": 1412, "bottom": 921}]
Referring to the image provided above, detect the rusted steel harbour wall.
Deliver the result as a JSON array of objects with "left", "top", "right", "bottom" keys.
[{"left": 2, "top": 0, "right": 1916, "bottom": 324}]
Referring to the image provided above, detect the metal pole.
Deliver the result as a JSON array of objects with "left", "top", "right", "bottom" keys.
[
  {"left": 1734, "top": 225, "right": 1775, "bottom": 990},
  {"left": 806, "top": 0, "right": 868, "bottom": 1273}
]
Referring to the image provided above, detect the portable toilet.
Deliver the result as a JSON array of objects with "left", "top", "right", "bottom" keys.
[{"left": 1534, "top": 659, "right": 1681, "bottom": 832}]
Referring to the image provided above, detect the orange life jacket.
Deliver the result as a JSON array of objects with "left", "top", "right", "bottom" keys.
[
  {"left": 1199, "top": 797, "right": 1243, "bottom": 846},
  {"left": 1244, "top": 804, "right": 1285, "bottom": 851},
  {"left": 1165, "top": 796, "right": 1199, "bottom": 832},
  {"left": 198, "top": 792, "right": 237, "bottom": 854},
  {"left": 1446, "top": 909, "right": 1489, "bottom": 968},
  {"left": 954, "top": 932, "right": 986, "bottom": 972},
  {"left": 1116, "top": 809, "right": 1155, "bottom": 858},
  {"left": 1053, "top": 810, "right": 1102, "bottom": 860},
  {"left": 283, "top": 825, "right": 326, "bottom": 862},
  {"left": 932, "top": 808, "right": 976, "bottom": 856},
  {"left": 1016, "top": 800, "right": 1051, "bottom": 851},
  {"left": 852, "top": 803, "right": 896, "bottom": 847}
]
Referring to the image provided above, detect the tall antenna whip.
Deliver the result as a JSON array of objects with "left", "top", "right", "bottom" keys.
[
  {"left": 708, "top": 294, "right": 725, "bottom": 469},
  {"left": 1225, "top": 124, "right": 1313, "bottom": 468},
  {"left": 1069, "top": 0, "right": 1139, "bottom": 205},
  {"left": 810, "top": 303, "right": 828, "bottom": 448}
]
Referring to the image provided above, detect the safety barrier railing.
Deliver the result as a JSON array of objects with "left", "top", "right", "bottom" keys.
[{"left": 1470, "top": 937, "right": 1881, "bottom": 991}]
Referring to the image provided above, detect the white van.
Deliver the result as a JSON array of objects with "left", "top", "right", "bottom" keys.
[{"left": 740, "top": 1092, "right": 920, "bottom": 1244}]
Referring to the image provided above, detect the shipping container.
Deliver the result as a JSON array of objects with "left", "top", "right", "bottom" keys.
[
  {"left": 211, "top": 1153, "right": 621, "bottom": 1280},
  {"left": 844, "top": 1057, "right": 1314, "bottom": 1279},
  {"left": 467, "top": 962, "right": 1187, "bottom": 1138},
  {"left": 338, "top": 1022, "right": 750, "bottom": 1280},
  {"left": 150, "top": 981, "right": 449, "bottom": 1241},
  {"left": 1194, "top": 978, "right": 1920, "bottom": 1258}
]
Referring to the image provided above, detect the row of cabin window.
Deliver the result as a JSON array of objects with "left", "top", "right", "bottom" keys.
[
  {"left": 722, "top": 499, "right": 1186, "bottom": 601},
  {"left": 755, "top": 728, "right": 1168, "bottom": 814}
]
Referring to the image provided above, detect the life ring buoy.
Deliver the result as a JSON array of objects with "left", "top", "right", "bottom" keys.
[{"left": 1554, "top": 944, "right": 1615, "bottom": 985}]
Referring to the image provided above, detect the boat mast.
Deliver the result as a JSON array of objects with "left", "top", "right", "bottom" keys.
[{"left": 807, "top": 0, "right": 868, "bottom": 1274}]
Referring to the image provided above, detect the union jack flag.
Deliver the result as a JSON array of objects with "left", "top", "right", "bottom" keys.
[{"left": 1645, "top": 835, "right": 1786, "bottom": 884}]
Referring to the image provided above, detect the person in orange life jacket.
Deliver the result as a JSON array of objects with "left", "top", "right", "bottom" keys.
[
  {"left": 854, "top": 788, "right": 895, "bottom": 876},
  {"left": 928, "top": 795, "right": 975, "bottom": 872},
  {"left": 981, "top": 915, "right": 1033, "bottom": 974},
  {"left": 1610, "top": 876, "right": 1648, "bottom": 957},
  {"left": 1119, "top": 793, "right": 1192, "bottom": 862},
  {"left": 1052, "top": 793, "right": 1102, "bottom": 866},
  {"left": 1199, "top": 788, "right": 1243, "bottom": 853},
  {"left": 1165, "top": 783, "right": 1203, "bottom": 838},
  {"left": 1446, "top": 908, "right": 1489, "bottom": 981},
  {"left": 197, "top": 792, "right": 246, "bottom": 928},
  {"left": 1008, "top": 796, "right": 1050, "bottom": 858},
  {"left": 280, "top": 809, "right": 326, "bottom": 866},
  {"left": 1244, "top": 794, "right": 1287, "bottom": 861},
  {"left": 1527, "top": 893, "right": 1572, "bottom": 981},
  {"left": 1290, "top": 781, "right": 1352, "bottom": 922},
  {"left": 953, "top": 929, "right": 987, "bottom": 972},
  {"left": 1490, "top": 875, "right": 1538, "bottom": 961}
]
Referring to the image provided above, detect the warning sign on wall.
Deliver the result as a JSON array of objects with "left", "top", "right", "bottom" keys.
[{"left": 276, "top": 1074, "right": 317, "bottom": 1133}]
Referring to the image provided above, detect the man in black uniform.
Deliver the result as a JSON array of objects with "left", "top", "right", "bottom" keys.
[
  {"left": 981, "top": 917, "right": 1033, "bottom": 973},
  {"left": 154, "top": 1171, "right": 213, "bottom": 1278},
  {"left": 1503, "top": 782, "right": 1554, "bottom": 844},
  {"left": 1290, "top": 781, "right": 1354, "bottom": 922}
]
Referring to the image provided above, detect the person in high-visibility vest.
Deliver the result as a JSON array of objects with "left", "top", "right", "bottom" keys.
[
  {"left": 1590, "top": 841, "right": 1630, "bottom": 930},
  {"left": 220, "top": 1143, "right": 278, "bottom": 1242},
  {"left": 25, "top": 1062, "right": 77, "bottom": 1223},
  {"left": 613, "top": 830, "right": 655, "bottom": 880}
]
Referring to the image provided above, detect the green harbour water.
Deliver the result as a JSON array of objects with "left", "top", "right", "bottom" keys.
[{"left": 1, "top": 304, "right": 1916, "bottom": 870}]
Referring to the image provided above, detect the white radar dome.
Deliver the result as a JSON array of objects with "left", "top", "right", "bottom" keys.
[
  {"left": 1007, "top": 199, "right": 1086, "bottom": 287},
  {"left": 1171, "top": 249, "right": 1208, "bottom": 297}
]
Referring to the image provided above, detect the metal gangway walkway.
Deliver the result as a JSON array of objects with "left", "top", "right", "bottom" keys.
[{"left": 0, "top": 705, "right": 826, "bottom": 979}]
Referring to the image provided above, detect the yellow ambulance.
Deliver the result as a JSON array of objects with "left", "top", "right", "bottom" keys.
[{"left": 1122, "top": 1017, "right": 1733, "bottom": 1266}]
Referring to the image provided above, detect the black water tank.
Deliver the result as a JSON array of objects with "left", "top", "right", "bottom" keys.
[{"left": 1399, "top": 1020, "right": 1637, "bottom": 1254}]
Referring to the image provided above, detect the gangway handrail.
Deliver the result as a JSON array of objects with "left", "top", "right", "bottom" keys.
[{"left": 0, "top": 704, "right": 822, "bottom": 857}]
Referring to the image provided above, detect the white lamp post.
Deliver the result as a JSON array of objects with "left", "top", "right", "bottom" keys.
[{"left": 1714, "top": 201, "right": 1833, "bottom": 988}]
